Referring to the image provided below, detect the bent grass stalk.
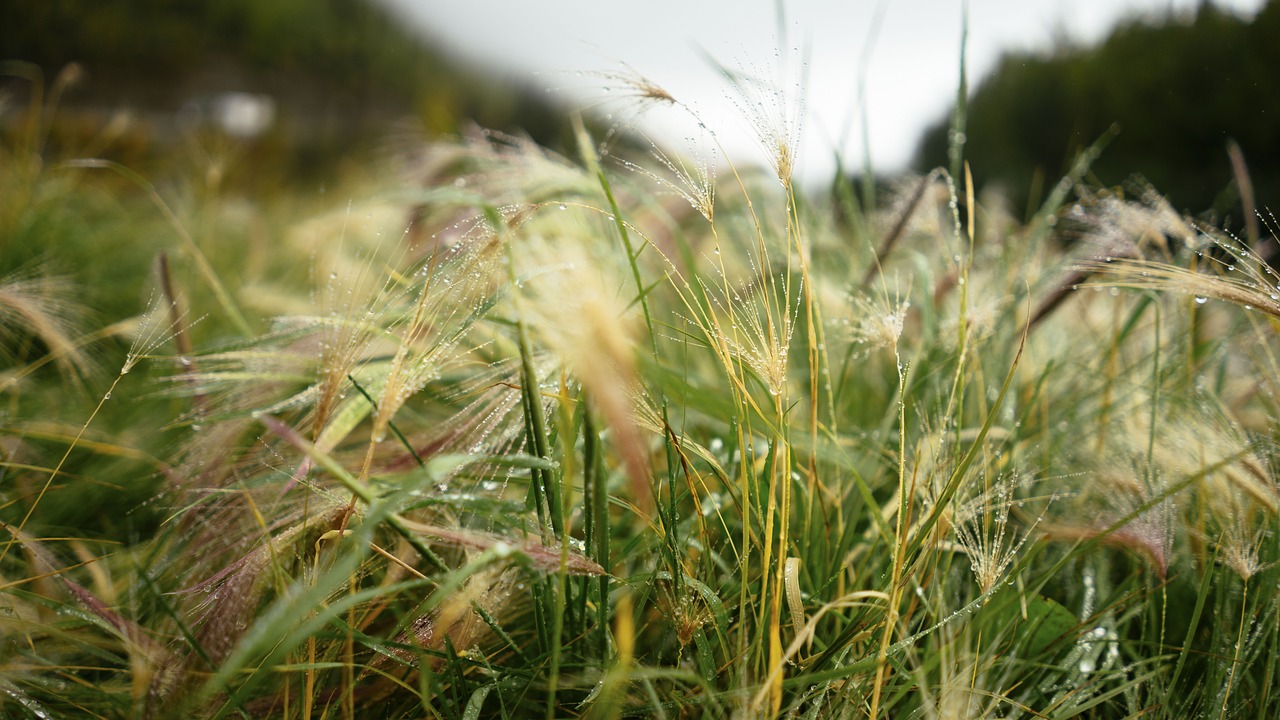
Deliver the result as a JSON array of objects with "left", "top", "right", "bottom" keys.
[{"left": 62, "top": 159, "right": 252, "bottom": 336}]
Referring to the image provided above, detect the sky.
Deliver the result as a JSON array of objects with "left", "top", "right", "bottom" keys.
[{"left": 377, "top": 0, "right": 1265, "bottom": 185}]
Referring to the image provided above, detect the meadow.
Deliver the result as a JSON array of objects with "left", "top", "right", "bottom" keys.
[{"left": 2, "top": 59, "right": 1279, "bottom": 719}]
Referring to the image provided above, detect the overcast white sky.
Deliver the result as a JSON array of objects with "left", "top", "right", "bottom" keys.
[{"left": 377, "top": 0, "right": 1264, "bottom": 185}]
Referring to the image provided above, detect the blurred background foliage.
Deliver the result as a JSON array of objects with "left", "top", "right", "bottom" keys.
[
  {"left": 0, "top": 0, "right": 571, "bottom": 184},
  {"left": 915, "top": 0, "right": 1280, "bottom": 225},
  {"left": 3, "top": 0, "right": 1275, "bottom": 216}
]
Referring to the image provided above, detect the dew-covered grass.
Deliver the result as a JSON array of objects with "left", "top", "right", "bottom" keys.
[{"left": 3, "top": 62, "right": 1280, "bottom": 720}]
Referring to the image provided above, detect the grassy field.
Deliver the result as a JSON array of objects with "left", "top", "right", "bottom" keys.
[{"left": 3, "top": 62, "right": 1280, "bottom": 719}]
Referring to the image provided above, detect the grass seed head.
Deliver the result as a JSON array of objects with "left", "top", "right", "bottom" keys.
[
  {"left": 950, "top": 474, "right": 1044, "bottom": 593},
  {"left": 0, "top": 268, "right": 90, "bottom": 385}
]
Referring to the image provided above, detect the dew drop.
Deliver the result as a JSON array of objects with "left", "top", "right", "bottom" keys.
[{"left": 1194, "top": 296, "right": 1208, "bottom": 304}]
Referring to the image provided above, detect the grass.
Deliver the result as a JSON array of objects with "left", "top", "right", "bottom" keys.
[{"left": 3, "top": 60, "right": 1280, "bottom": 720}]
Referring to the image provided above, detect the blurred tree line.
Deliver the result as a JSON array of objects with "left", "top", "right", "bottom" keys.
[
  {"left": 1, "top": 0, "right": 568, "bottom": 179},
  {"left": 915, "top": 0, "right": 1280, "bottom": 224}
]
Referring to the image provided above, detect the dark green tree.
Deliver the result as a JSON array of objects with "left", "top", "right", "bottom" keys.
[{"left": 915, "top": 0, "right": 1280, "bottom": 222}]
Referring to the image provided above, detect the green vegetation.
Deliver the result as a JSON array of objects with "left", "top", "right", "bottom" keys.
[
  {"left": 916, "top": 0, "right": 1280, "bottom": 222},
  {"left": 5, "top": 9, "right": 1280, "bottom": 720},
  {"left": 1, "top": 0, "right": 571, "bottom": 179}
]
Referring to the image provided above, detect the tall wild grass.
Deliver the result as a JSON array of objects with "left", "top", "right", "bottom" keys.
[{"left": 2, "top": 62, "right": 1280, "bottom": 719}]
